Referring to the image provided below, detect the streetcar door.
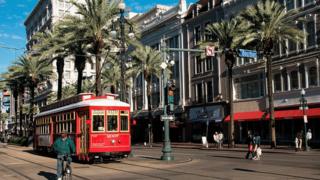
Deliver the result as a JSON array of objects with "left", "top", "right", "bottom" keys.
[{"left": 79, "top": 111, "right": 89, "bottom": 155}]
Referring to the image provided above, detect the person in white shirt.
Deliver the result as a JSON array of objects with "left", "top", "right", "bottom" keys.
[
  {"left": 213, "top": 132, "right": 219, "bottom": 148},
  {"left": 306, "top": 129, "right": 312, "bottom": 149}
]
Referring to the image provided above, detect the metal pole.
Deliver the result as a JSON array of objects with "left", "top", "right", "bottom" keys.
[
  {"left": 161, "top": 68, "right": 173, "bottom": 161},
  {"left": 119, "top": 8, "right": 126, "bottom": 102}
]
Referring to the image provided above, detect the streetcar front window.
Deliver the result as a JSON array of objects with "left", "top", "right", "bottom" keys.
[
  {"left": 92, "top": 110, "right": 105, "bottom": 132},
  {"left": 107, "top": 115, "right": 118, "bottom": 131}
]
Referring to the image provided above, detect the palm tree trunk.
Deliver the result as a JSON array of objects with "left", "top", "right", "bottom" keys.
[
  {"left": 29, "top": 84, "right": 35, "bottom": 137},
  {"left": 95, "top": 55, "right": 102, "bottom": 96},
  {"left": 228, "top": 67, "right": 235, "bottom": 148},
  {"left": 147, "top": 80, "right": 153, "bottom": 146},
  {"left": 75, "top": 56, "right": 86, "bottom": 94},
  {"left": 19, "top": 92, "right": 23, "bottom": 136},
  {"left": 56, "top": 58, "right": 64, "bottom": 100},
  {"left": 13, "top": 90, "right": 18, "bottom": 135},
  {"left": 267, "top": 53, "right": 276, "bottom": 148}
]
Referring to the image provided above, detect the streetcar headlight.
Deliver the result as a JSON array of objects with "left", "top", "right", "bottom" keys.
[{"left": 111, "top": 139, "right": 115, "bottom": 144}]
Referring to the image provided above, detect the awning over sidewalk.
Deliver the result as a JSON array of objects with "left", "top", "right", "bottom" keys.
[{"left": 224, "top": 108, "right": 320, "bottom": 122}]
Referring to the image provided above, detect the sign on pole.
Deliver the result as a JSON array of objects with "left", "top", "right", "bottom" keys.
[
  {"left": 238, "top": 49, "right": 257, "bottom": 58},
  {"left": 205, "top": 46, "right": 215, "bottom": 57},
  {"left": 304, "top": 115, "right": 308, "bottom": 123}
]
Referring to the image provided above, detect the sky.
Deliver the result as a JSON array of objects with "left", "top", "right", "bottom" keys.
[{"left": 0, "top": 0, "right": 196, "bottom": 74}]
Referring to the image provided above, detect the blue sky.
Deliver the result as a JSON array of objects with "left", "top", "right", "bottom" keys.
[{"left": 0, "top": 0, "right": 195, "bottom": 74}]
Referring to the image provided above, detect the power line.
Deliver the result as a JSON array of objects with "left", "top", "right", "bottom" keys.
[{"left": 0, "top": 44, "right": 25, "bottom": 51}]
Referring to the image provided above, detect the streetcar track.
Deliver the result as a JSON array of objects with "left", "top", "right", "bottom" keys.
[
  {"left": 93, "top": 160, "right": 229, "bottom": 180},
  {"left": 2, "top": 149, "right": 90, "bottom": 180},
  {"left": 0, "top": 161, "right": 33, "bottom": 180}
]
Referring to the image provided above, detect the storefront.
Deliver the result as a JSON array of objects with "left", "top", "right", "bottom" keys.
[
  {"left": 187, "top": 105, "right": 225, "bottom": 142},
  {"left": 224, "top": 107, "right": 320, "bottom": 146}
]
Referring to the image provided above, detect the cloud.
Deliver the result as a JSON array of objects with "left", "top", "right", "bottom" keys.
[
  {"left": 0, "top": 33, "right": 24, "bottom": 40},
  {"left": 11, "top": 35, "right": 24, "bottom": 40},
  {"left": 17, "top": 4, "right": 26, "bottom": 8},
  {"left": 0, "top": 0, "right": 6, "bottom": 4}
]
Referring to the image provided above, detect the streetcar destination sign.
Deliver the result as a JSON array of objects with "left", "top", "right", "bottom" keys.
[{"left": 238, "top": 49, "right": 257, "bottom": 58}]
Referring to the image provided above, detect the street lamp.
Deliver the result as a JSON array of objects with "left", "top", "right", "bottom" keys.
[
  {"left": 224, "top": 49, "right": 236, "bottom": 148},
  {"left": 111, "top": 1, "right": 135, "bottom": 102},
  {"left": 160, "top": 61, "right": 174, "bottom": 161},
  {"left": 299, "top": 89, "right": 309, "bottom": 151}
]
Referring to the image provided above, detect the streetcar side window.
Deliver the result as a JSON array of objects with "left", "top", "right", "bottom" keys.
[
  {"left": 92, "top": 110, "right": 105, "bottom": 132},
  {"left": 120, "top": 111, "right": 129, "bottom": 131},
  {"left": 107, "top": 110, "right": 118, "bottom": 132}
]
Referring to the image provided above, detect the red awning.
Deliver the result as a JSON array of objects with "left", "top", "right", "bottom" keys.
[
  {"left": 224, "top": 111, "right": 265, "bottom": 122},
  {"left": 224, "top": 108, "right": 320, "bottom": 122}
]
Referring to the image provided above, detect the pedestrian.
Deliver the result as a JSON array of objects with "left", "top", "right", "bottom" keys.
[
  {"left": 218, "top": 131, "right": 224, "bottom": 149},
  {"left": 252, "top": 133, "right": 261, "bottom": 160},
  {"left": 213, "top": 132, "right": 219, "bottom": 148},
  {"left": 295, "top": 132, "right": 302, "bottom": 151},
  {"left": 245, "top": 130, "right": 254, "bottom": 159},
  {"left": 306, "top": 129, "right": 312, "bottom": 148},
  {"left": 53, "top": 130, "right": 75, "bottom": 180}
]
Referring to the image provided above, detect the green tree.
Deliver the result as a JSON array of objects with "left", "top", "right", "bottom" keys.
[
  {"left": 14, "top": 55, "right": 52, "bottom": 135},
  {"left": 68, "top": 0, "right": 119, "bottom": 96},
  {"left": 240, "top": 0, "right": 305, "bottom": 148},
  {"left": 32, "top": 28, "right": 69, "bottom": 100},
  {"left": 130, "top": 44, "right": 165, "bottom": 145},
  {"left": 205, "top": 18, "right": 246, "bottom": 147},
  {"left": 2, "top": 66, "right": 26, "bottom": 136}
]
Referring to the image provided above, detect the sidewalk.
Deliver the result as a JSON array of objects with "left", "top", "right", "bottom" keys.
[{"left": 135, "top": 142, "right": 320, "bottom": 155}]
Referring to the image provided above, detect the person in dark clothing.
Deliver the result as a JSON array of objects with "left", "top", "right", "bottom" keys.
[
  {"left": 245, "top": 130, "right": 254, "bottom": 159},
  {"left": 53, "top": 130, "right": 75, "bottom": 180}
]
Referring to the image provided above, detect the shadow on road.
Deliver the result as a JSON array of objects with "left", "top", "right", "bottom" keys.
[
  {"left": 209, "top": 155, "right": 244, "bottom": 160},
  {"left": 38, "top": 171, "right": 56, "bottom": 180},
  {"left": 233, "top": 168, "right": 319, "bottom": 180}
]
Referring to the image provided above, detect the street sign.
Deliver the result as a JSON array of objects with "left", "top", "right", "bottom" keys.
[
  {"left": 238, "top": 49, "right": 257, "bottom": 58},
  {"left": 205, "top": 46, "right": 215, "bottom": 57},
  {"left": 304, "top": 115, "right": 308, "bottom": 123},
  {"left": 161, "top": 115, "right": 175, "bottom": 121}
]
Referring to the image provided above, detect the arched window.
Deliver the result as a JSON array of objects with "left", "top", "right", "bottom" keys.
[
  {"left": 309, "top": 67, "right": 317, "bottom": 87},
  {"left": 274, "top": 73, "right": 281, "bottom": 92},
  {"left": 290, "top": 71, "right": 298, "bottom": 89}
]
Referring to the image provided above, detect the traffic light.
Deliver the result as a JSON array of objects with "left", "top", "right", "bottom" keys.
[{"left": 167, "top": 80, "right": 175, "bottom": 115}]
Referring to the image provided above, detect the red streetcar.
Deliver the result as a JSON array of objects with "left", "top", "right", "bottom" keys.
[{"left": 34, "top": 93, "right": 131, "bottom": 161}]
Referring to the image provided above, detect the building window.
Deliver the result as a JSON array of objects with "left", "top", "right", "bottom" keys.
[
  {"left": 207, "top": 81, "right": 213, "bottom": 102},
  {"left": 304, "top": 0, "right": 313, "bottom": 5},
  {"left": 196, "top": 56, "right": 202, "bottom": 74},
  {"left": 306, "top": 19, "right": 316, "bottom": 48},
  {"left": 309, "top": 67, "right": 317, "bottom": 86},
  {"left": 65, "top": 71, "right": 71, "bottom": 79},
  {"left": 274, "top": 73, "right": 281, "bottom": 92},
  {"left": 235, "top": 74, "right": 264, "bottom": 99},
  {"left": 65, "top": 60, "right": 71, "bottom": 69},
  {"left": 288, "top": 39, "right": 296, "bottom": 53},
  {"left": 297, "top": 22, "right": 304, "bottom": 51},
  {"left": 282, "top": 69, "right": 288, "bottom": 91},
  {"left": 286, "top": 0, "right": 294, "bottom": 10},
  {"left": 206, "top": 57, "right": 212, "bottom": 71},
  {"left": 296, "top": 0, "right": 302, "bottom": 8},
  {"left": 204, "top": 22, "right": 212, "bottom": 41},
  {"left": 194, "top": 26, "right": 201, "bottom": 45},
  {"left": 299, "top": 65, "right": 306, "bottom": 88},
  {"left": 290, "top": 70, "right": 299, "bottom": 89},
  {"left": 197, "top": 83, "right": 203, "bottom": 103}
]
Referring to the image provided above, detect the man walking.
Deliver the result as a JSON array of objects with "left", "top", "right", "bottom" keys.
[{"left": 53, "top": 130, "right": 75, "bottom": 180}]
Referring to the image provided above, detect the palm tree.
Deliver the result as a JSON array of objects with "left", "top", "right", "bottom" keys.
[
  {"left": 14, "top": 55, "right": 52, "bottom": 135},
  {"left": 239, "top": 0, "right": 305, "bottom": 148},
  {"left": 32, "top": 29, "right": 69, "bottom": 100},
  {"left": 2, "top": 66, "right": 26, "bottom": 136},
  {"left": 205, "top": 18, "right": 246, "bottom": 148},
  {"left": 69, "top": 0, "right": 119, "bottom": 96},
  {"left": 130, "top": 44, "right": 165, "bottom": 145}
]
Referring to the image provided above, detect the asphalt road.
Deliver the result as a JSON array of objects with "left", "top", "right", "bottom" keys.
[{"left": 0, "top": 145, "right": 319, "bottom": 180}]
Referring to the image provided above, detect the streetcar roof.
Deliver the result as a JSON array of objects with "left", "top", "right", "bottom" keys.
[{"left": 34, "top": 98, "right": 130, "bottom": 118}]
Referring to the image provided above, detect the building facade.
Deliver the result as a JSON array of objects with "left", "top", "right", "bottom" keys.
[{"left": 24, "top": 0, "right": 95, "bottom": 107}]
